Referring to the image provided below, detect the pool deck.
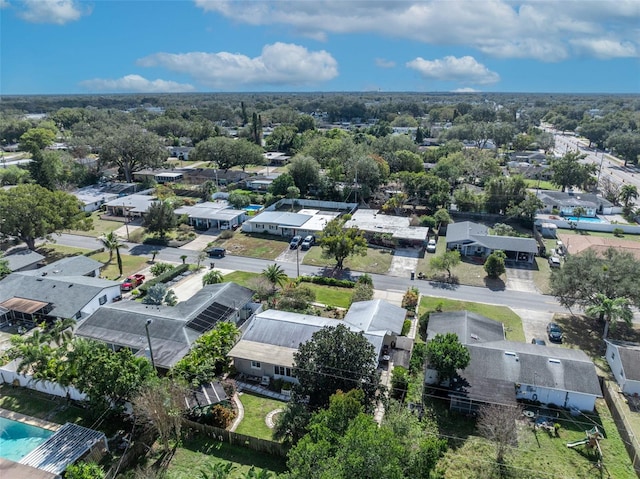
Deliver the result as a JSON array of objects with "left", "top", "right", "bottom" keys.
[
  {"left": 0, "top": 458, "right": 59, "bottom": 479},
  {"left": 0, "top": 407, "right": 61, "bottom": 431}
]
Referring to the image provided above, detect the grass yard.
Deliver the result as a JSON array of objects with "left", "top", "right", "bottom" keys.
[
  {"left": 37, "top": 244, "right": 93, "bottom": 263},
  {"left": 417, "top": 239, "right": 505, "bottom": 288},
  {"left": 90, "top": 251, "right": 149, "bottom": 281},
  {"left": 218, "top": 232, "right": 289, "bottom": 260},
  {"left": 532, "top": 255, "right": 552, "bottom": 294},
  {"left": 64, "top": 210, "right": 123, "bottom": 238},
  {"left": 302, "top": 246, "right": 393, "bottom": 274},
  {"left": 233, "top": 392, "right": 286, "bottom": 441},
  {"left": 419, "top": 296, "right": 525, "bottom": 342},
  {"left": 303, "top": 282, "right": 353, "bottom": 308},
  {"left": 223, "top": 270, "right": 263, "bottom": 288},
  {"left": 433, "top": 399, "right": 636, "bottom": 479},
  {"left": 523, "top": 178, "right": 560, "bottom": 191},
  {"left": 165, "top": 438, "right": 287, "bottom": 479}
]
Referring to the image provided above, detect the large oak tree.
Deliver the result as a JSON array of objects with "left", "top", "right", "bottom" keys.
[{"left": 0, "top": 184, "right": 89, "bottom": 250}]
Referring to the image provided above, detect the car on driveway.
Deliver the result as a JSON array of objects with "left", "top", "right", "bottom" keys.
[
  {"left": 121, "top": 274, "right": 145, "bottom": 291},
  {"left": 531, "top": 338, "right": 547, "bottom": 346},
  {"left": 290, "top": 235, "right": 302, "bottom": 249},
  {"left": 546, "top": 322, "right": 563, "bottom": 343},
  {"left": 548, "top": 256, "right": 561, "bottom": 268},
  {"left": 426, "top": 238, "right": 437, "bottom": 253},
  {"left": 301, "top": 235, "right": 315, "bottom": 250}
]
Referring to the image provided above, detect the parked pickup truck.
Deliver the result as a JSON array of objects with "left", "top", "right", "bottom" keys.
[{"left": 121, "top": 274, "right": 145, "bottom": 291}]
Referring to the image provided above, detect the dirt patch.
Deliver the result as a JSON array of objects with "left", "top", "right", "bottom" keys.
[{"left": 558, "top": 232, "right": 640, "bottom": 259}]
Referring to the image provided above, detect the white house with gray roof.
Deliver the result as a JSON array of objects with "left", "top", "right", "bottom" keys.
[
  {"left": 426, "top": 311, "right": 602, "bottom": 412},
  {"left": 536, "top": 191, "right": 620, "bottom": 217},
  {"left": 446, "top": 221, "right": 538, "bottom": 263},
  {"left": 605, "top": 340, "right": 640, "bottom": 396},
  {"left": 343, "top": 209, "right": 430, "bottom": 247},
  {"left": 174, "top": 201, "right": 247, "bottom": 231},
  {"left": 0, "top": 257, "right": 121, "bottom": 327},
  {"left": 228, "top": 299, "right": 407, "bottom": 383},
  {"left": 104, "top": 194, "right": 158, "bottom": 218}
]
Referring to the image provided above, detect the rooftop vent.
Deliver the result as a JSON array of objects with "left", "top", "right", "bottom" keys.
[
  {"left": 548, "top": 358, "right": 561, "bottom": 364},
  {"left": 470, "top": 334, "right": 479, "bottom": 340}
]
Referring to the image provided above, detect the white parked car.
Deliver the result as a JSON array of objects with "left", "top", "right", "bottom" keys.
[{"left": 426, "top": 239, "right": 437, "bottom": 253}]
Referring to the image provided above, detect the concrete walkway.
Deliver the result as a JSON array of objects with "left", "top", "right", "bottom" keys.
[{"left": 229, "top": 392, "right": 244, "bottom": 432}]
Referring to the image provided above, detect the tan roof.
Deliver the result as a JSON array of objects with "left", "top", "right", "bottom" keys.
[
  {"left": 0, "top": 459, "right": 58, "bottom": 479},
  {"left": 0, "top": 297, "right": 49, "bottom": 314},
  {"left": 229, "top": 340, "right": 296, "bottom": 367},
  {"left": 558, "top": 233, "right": 640, "bottom": 260}
]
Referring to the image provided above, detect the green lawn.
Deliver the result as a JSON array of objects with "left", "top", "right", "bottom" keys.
[
  {"left": 90, "top": 251, "right": 149, "bottom": 281},
  {"left": 64, "top": 210, "right": 123, "bottom": 237},
  {"left": 223, "top": 271, "right": 263, "bottom": 288},
  {"left": 523, "top": 178, "right": 560, "bottom": 191},
  {"left": 219, "top": 232, "right": 289, "bottom": 260},
  {"left": 166, "top": 438, "right": 287, "bottom": 479},
  {"left": 532, "top": 255, "right": 552, "bottom": 294},
  {"left": 417, "top": 239, "right": 505, "bottom": 288},
  {"left": 419, "top": 296, "right": 525, "bottom": 342},
  {"left": 37, "top": 244, "right": 93, "bottom": 263},
  {"left": 302, "top": 246, "right": 393, "bottom": 274},
  {"left": 434, "top": 399, "right": 636, "bottom": 479},
  {"left": 304, "top": 283, "right": 353, "bottom": 308},
  {"left": 233, "top": 392, "right": 286, "bottom": 441}
]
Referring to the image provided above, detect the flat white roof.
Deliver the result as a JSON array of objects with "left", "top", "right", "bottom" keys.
[{"left": 344, "top": 210, "right": 429, "bottom": 241}]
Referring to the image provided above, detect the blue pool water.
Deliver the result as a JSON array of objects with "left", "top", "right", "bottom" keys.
[
  {"left": 0, "top": 416, "right": 54, "bottom": 462},
  {"left": 564, "top": 216, "right": 606, "bottom": 223},
  {"left": 244, "top": 204, "right": 262, "bottom": 212}
]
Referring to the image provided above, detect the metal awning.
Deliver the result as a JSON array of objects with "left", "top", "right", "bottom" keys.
[{"left": 0, "top": 297, "right": 49, "bottom": 314}]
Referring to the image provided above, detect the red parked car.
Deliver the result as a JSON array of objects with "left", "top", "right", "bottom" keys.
[{"left": 121, "top": 274, "right": 145, "bottom": 291}]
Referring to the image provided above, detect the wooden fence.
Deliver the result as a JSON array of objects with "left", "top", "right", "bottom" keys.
[
  {"left": 183, "top": 418, "right": 289, "bottom": 458},
  {"left": 601, "top": 379, "right": 640, "bottom": 477}
]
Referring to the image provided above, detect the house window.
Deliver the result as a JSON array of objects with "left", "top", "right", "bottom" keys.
[
  {"left": 611, "top": 352, "right": 615, "bottom": 360},
  {"left": 251, "top": 361, "right": 261, "bottom": 369},
  {"left": 274, "top": 366, "right": 294, "bottom": 377},
  {"left": 99, "top": 295, "right": 107, "bottom": 305},
  {"left": 75, "top": 311, "right": 82, "bottom": 319}
]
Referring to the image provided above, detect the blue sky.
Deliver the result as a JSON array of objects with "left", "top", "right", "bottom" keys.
[{"left": 1, "top": 0, "right": 639, "bottom": 94}]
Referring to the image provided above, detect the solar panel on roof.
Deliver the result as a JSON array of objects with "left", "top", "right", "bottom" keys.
[{"left": 186, "top": 302, "right": 235, "bottom": 333}]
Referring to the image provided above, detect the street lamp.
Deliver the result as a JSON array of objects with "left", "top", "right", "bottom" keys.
[{"left": 145, "top": 319, "right": 155, "bottom": 369}]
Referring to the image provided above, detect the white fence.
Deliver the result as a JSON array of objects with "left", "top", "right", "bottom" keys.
[
  {"left": 535, "top": 217, "right": 640, "bottom": 234},
  {"left": 0, "top": 362, "right": 87, "bottom": 401}
]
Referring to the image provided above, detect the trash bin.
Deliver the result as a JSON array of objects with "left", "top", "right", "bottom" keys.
[{"left": 410, "top": 271, "right": 415, "bottom": 280}]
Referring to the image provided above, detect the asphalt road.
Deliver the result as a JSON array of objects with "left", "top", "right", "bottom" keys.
[{"left": 49, "top": 233, "right": 565, "bottom": 314}]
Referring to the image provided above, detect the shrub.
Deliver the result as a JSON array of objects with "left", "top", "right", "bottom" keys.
[
  {"left": 410, "top": 342, "right": 428, "bottom": 373},
  {"left": 139, "top": 263, "right": 189, "bottom": 293},
  {"left": 401, "top": 319, "right": 412, "bottom": 336},
  {"left": 207, "top": 403, "right": 237, "bottom": 428},
  {"left": 418, "top": 312, "right": 430, "bottom": 341},
  {"left": 219, "top": 230, "right": 235, "bottom": 240},
  {"left": 402, "top": 287, "right": 420, "bottom": 309},
  {"left": 84, "top": 247, "right": 105, "bottom": 257},
  {"left": 351, "top": 282, "right": 374, "bottom": 304},
  {"left": 613, "top": 227, "right": 624, "bottom": 237},
  {"left": 150, "top": 262, "right": 174, "bottom": 276},
  {"left": 298, "top": 276, "right": 355, "bottom": 288},
  {"left": 390, "top": 366, "right": 409, "bottom": 400}
]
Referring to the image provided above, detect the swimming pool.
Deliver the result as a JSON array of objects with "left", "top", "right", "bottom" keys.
[
  {"left": 0, "top": 416, "right": 54, "bottom": 462},
  {"left": 244, "top": 204, "right": 263, "bottom": 212},
  {"left": 564, "top": 216, "right": 606, "bottom": 223}
]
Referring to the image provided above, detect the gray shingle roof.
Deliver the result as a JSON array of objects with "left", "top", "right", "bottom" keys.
[
  {"left": 536, "top": 191, "right": 613, "bottom": 208},
  {"left": 445, "top": 221, "right": 538, "bottom": 254},
  {"left": 445, "top": 221, "right": 488, "bottom": 243},
  {"left": 21, "top": 255, "right": 102, "bottom": 277},
  {"left": 343, "top": 299, "right": 406, "bottom": 335},
  {"left": 3, "top": 248, "right": 45, "bottom": 271},
  {"left": 427, "top": 311, "right": 505, "bottom": 344},
  {"left": 246, "top": 211, "right": 311, "bottom": 227},
  {"left": 607, "top": 340, "right": 640, "bottom": 381}
]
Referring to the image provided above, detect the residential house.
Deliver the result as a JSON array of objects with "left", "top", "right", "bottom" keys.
[
  {"left": 445, "top": 221, "right": 538, "bottom": 263},
  {"left": 73, "top": 183, "right": 139, "bottom": 212},
  {"left": 604, "top": 340, "right": 640, "bottom": 396},
  {"left": 536, "top": 191, "right": 620, "bottom": 217},
  {"left": 132, "top": 169, "right": 184, "bottom": 184},
  {"left": 426, "top": 311, "right": 602, "bottom": 412},
  {"left": 75, "top": 282, "right": 256, "bottom": 371},
  {"left": 343, "top": 209, "right": 430, "bottom": 248},
  {"left": 509, "top": 151, "right": 547, "bottom": 164},
  {"left": 180, "top": 168, "right": 249, "bottom": 186},
  {"left": 104, "top": 194, "right": 157, "bottom": 218},
  {"left": 4, "top": 248, "right": 45, "bottom": 272},
  {"left": 174, "top": 201, "right": 247, "bottom": 231},
  {"left": 0, "top": 257, "right": 121, "bottom": 327},
  {"left": 264, "top": 152, "right": 291, "bottom": 166},
  {"left": 168, "top": 146, "right": 193, "bottom": 161},
  {"left": 228, "top": 299, "right": 407, "bottom": 383},
  {"left": 244, "top": 176, "right": 274, "bottom": 191}
]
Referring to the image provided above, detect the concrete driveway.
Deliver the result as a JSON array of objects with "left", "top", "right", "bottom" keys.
[
  {"left": 387, "top": 248, "right": 420, "bottom": 278},
  {"left": 505, "top": 264, "right": 538, "bottom": 293},
  {"left": 180, "top": 229, "right": 221, "bottom": 251},
  {"left": 512, "top": 308, "right": 563, "bottom": 348}
]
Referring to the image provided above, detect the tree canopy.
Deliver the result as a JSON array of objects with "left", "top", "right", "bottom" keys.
[
  {"left": 319, "top": 217, "right": 367, "bottom": 270},
  {"left": 549, "top": 151, "right": 596, "bottom": 192},
  {"left": 549, "top": 247, "right": 640, "bottom": 310},
  {"left": 293, "top": 324, "right": 381, "bottom": 412},
  {"left": 425, "top": 333, "right": 470, "bottom": 384},
  {"left": 0, "top": 184, "right": 89, "bottom": 250}
]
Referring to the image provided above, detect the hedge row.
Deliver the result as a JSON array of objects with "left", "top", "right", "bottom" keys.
[
  {"left": 139, "top": 263, "right": 189, "bottom": 293},
  {"left": 84, "top": 247, "right": 106, "bottom": 257},
  {"left": 298, "top": 275, "right": 355, "bottom": 288}
]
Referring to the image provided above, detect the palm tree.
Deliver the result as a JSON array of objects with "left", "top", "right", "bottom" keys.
[
  {"left": 202, "top": 270, "right": 223, "bottom": 286},
  {"left": 99, "top": 231, "right": 127, "bottom": 276},
  {"left": 585, "top": 294, "right": 634, "bottom": 340},
  {"left": 261, "top": 264, "right": 288, "bottom": 293},
  {"left": 46, "top": 318, "right": 76, "bottom": 347},
  {"left": 619, "top": 184, "right": 638, "bottom": 208}
]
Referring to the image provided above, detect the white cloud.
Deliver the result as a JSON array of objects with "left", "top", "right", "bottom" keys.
[
  {"left": 0, "top": 0, "right": 9, "bottom": 9},
  {"left": 79, "top": 75, "right": 195, "bottom": 93},
  {"left": 18, "top": 0, "right": 88, "bottom": 24},
  {"left": 407, "top": 56, "right": 500, "bottom": 85},
  {"left": 570, "top": 38, "right": 638, "bottom": 59},
  {"left": 375, "top": 58, "right": 396, "bottom": 69},
  {"left": 452, "top": 87, "right": 480, "bottom": 93},
  {"left": 194, "top": 1, "right": 640, "bottom": 61},
  {"left": 138, "top": 42, "right": 338, "bottom": 88}
]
